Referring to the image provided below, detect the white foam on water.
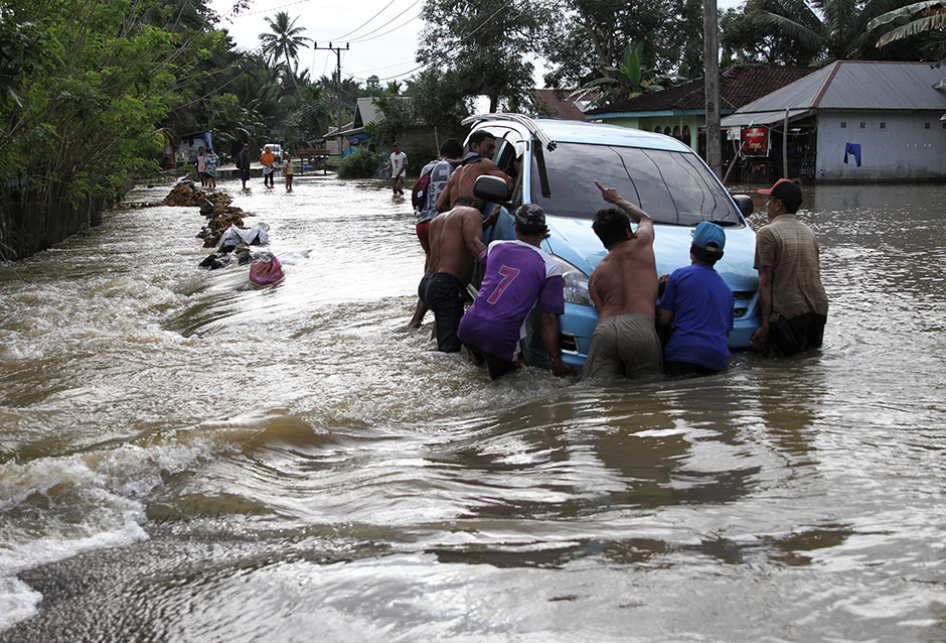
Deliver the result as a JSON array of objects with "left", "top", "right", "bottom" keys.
[
  {"left": 0, "top": 514, "right": 149, "bottom": 631},
  {"left": 0, "top": 428, "right": 237, "bottom": 632}
]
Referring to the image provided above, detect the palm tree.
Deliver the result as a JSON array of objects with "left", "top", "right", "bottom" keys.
[{"left": 259, "top": 12, "right": 312, "bottom": 98}]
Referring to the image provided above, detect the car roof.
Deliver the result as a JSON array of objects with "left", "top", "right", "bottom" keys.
[{"left": 467, "top": 114, "right": 692, "bottom": 154}]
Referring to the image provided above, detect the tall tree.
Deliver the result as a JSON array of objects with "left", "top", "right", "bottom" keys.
[
  {"left": 259, "top": 11, "right": 311, "bottom": 98},
  {"left": 418, "top": 0, "right": 554, "bottom": 113},
  {"left": 542, "top": 0, "right": 695, "bottom": 91},
  {"left": 743, "top": 0, "right": 924, "bottom": 63},
  {"left": 0, "top": 0, "right": 206, "bottom": 258},
  {"left": 720, "top": 5, "right": 821, "bottom": 65}
]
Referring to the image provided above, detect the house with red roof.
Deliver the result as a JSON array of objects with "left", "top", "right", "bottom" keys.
[{"left": 530, "top": 89, "right": 599, "bottom": 121}]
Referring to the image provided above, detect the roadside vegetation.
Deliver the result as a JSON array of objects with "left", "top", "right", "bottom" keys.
[{"left": 2, "top": 0, "right": 944, "bottom": 260}]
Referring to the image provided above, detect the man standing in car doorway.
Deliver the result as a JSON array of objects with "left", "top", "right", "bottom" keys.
[{"left": 434, "top": 131, "right": 515, "bottom": 213}]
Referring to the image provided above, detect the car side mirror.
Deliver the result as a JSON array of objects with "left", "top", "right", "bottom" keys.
[
  {"left": 732, "top": 194, "right": 754, "bottom": 218},
  {"left": 473, "top": 175, "right": 510, "bottom": 205}
]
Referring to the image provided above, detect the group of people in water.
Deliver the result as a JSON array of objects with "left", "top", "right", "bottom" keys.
[
  {"left": 407, "top": 134, "right": 829, "bottom": 381},
  {"left": 235, "top": 144, "right": 294, "bottom": 191}
]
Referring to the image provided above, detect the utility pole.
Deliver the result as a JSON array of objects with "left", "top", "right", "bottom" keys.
[
  {"left": 703, "top": 0, "right": 722, "bottom": 178},
  {"left": 312, "top": 42, "right": 349, "bottom": 132}
]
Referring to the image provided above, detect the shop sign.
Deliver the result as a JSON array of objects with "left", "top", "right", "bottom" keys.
[{"left": 741, "top": 126, "right": 770, "bottom": 156}]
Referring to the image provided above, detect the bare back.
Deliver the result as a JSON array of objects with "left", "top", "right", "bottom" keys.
[
  {"left": 589, "top": 236, "right": 659, "bottom": 319},
  {"left": 427, "top": 206, "right": 486, "bottom": 286},
  {"left": 437, "top": 160, "right": 513, "bottom": 212}
]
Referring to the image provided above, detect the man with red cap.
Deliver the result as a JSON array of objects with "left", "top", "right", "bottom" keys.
[{"left": 751, "top": 179, "right": 828, "bottom": 357}]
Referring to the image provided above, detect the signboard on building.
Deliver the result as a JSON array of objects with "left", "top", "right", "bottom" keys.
[{"left": 741, "top": 126, "right": 770, "bottom": 156}]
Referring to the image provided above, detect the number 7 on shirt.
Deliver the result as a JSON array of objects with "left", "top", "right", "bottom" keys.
[{"left": 487, "top": 265, "right": 520, "bottom": 303}]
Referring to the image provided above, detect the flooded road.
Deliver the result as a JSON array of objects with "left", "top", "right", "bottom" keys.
[{"left": 1, "top": 173, "right": 944, "bottom": 642}]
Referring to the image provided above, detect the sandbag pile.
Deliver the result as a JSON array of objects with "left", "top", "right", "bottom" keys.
[
  {"left": 161, "top": 180, "right": 251, "bottom": 247},
  {"left": 162, "top": 180, "right": 212, "bottom": 207}
]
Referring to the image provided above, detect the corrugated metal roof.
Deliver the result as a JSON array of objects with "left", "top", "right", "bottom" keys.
[
  {"left": 819, "top": 61, "right": 946, "bottom": 109},
  {"left": 720, "top": 108, "right": 815, "bottom": 128},
  {"left": 353, "top": 97, "right": 382, "bottom": 128},
  {"left": 585, "top": 65, "right": 817, "bottom": 116},
  {"left": 736, "top": 61, "right": 946, "bottom": 113}
]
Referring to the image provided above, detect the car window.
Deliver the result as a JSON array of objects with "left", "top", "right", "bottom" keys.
[{"left": 529, "top": 142, "right": 744, "bottom": 227}]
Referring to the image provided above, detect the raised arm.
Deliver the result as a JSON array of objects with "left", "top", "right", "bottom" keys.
[{"left": 594, "top": 180, "right": 654, "bottom": 241}]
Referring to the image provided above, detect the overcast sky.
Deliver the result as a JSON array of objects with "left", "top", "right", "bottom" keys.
[{"left": 210, "top": 0, "right": 745, "bottom": 89}]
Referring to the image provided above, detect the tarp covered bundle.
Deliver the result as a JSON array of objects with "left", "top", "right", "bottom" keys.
[
  {"left": 217, "top": 223, "right": 270, "bottom": 250},
  {"left": 248, "top": 252, "right": 283, "bottom": 286}
]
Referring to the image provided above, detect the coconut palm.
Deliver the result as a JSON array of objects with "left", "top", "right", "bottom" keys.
[{"left": 259, "top": 12, "right": 311, "bottom": 98}]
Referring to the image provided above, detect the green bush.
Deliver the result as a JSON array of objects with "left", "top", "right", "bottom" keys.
[
  {"left": 337, "top": 149, "right": 382, "bottom": 179},
  {"left": 409, "top": 142, "right": 439, "bottom": 175}
]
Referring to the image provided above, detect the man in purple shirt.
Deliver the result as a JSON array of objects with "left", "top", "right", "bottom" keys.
[{"left": 458, "top": 204, "right": 576, "bottom": 380}]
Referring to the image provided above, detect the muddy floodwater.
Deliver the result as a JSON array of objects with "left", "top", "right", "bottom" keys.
[{"left": 1, "top": 172, "right": 944, "bottom": 642}]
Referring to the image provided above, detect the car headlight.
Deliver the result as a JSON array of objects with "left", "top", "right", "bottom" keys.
[{"left": 553, "top": 256, "right": 594, "bottom": 307}]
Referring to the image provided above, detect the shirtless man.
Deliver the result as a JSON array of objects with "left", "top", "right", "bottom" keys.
[
  {"left": 582, "top": 181, "right": 663, "bottom": 380},
  {"left": 418, "top": 195, "right": 487, "bottom": 352},
  {"left": 434, "top": 131, "right": 514, "bottom": 213}
]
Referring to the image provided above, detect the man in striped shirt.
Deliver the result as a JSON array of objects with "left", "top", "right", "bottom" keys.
[{"left": 751, "top": 179, "right": 829, "bottom": 357}]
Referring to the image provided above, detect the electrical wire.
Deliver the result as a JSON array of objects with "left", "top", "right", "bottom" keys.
[
  {"left": 348, "top": 11, "right": 422, "bottom": 44},
  {"left": 233, "top": 0, "right": 315, "bottom": 19},
  {"left": 346, "top": 0, "right": 424, "bottom": 42},
  {"left": 330, "top": 0, "right": 400, "bottom": 41}
]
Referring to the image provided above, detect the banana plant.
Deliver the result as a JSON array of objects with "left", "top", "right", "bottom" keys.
[
  {"left": 573, "top": 42, "right": 659, "bottom": 106},
  {"left": 868, "top": 0, "right": 946, "bottom": 89}
]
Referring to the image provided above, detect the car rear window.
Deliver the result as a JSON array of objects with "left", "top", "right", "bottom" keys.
[{"left": 530, "top": 142, "right": 744, "bottom": 227}]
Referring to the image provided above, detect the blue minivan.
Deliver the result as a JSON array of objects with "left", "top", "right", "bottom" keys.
[{"left": 466, "top": 113, "right": 761, "bottom": 372}]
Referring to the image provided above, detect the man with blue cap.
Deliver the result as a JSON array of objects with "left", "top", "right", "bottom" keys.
[{"left": 657, "top": 221, "right": 735, "bottom": 376}]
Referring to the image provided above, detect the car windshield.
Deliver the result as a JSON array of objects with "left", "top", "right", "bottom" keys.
[{"left": 530, "top": 142, "right": 744, "bottom": 227}]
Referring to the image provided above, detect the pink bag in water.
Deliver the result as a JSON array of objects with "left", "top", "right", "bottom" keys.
[{"left": 249, "top": 254, "right": 283, "bottom": 286}]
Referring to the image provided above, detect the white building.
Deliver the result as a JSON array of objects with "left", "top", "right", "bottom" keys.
[{"left": 721, "top": 61, "right": 946, "bottom": 183}]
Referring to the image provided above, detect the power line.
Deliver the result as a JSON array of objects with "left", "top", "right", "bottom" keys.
[
  {"left": 229, "top": 0, "right": 315, "bottom": 19},
  {"left": 346, "top": 0, "right": 424, "bottom": 42},
  {"left": 330, "top": 0, "right": 400, "bottom": 41},
  {"left": 349, "top": 63, "right": 425, "bottom": 83},
  {"left": 349, "top": 11, "right": 422, "bottom": 44}
]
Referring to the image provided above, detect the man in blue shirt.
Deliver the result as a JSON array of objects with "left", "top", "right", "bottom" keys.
[{"left": 657, "top": 221, "right": 734, "bottom": 376}]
